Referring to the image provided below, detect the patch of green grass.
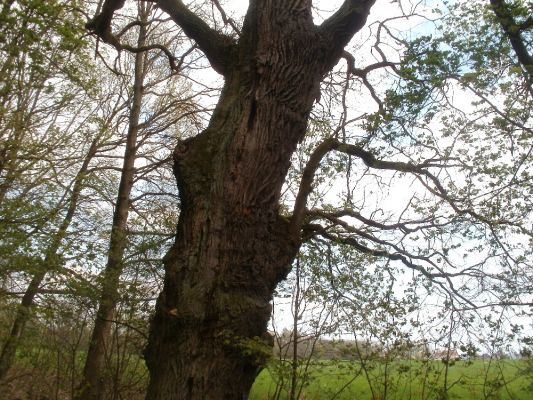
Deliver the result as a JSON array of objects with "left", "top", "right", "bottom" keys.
[{"left": 250, "top": 359, "right": 533, "bottom": 400}]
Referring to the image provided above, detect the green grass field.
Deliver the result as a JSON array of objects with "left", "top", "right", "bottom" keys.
[{"left": 250, "top": 359, "right": 533, "bottom": 400}]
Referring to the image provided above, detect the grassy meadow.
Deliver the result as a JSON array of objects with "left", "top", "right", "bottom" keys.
[{"left": 250, "top": 359, "right": 533, "bottom": 400}]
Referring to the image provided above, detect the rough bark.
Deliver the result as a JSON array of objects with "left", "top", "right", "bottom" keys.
[
  {"left": 75, "top": 16, "right": 147, "bottom": 400},
  {"left": 0, "top": 138, "right": 98, "bottom": 380}
]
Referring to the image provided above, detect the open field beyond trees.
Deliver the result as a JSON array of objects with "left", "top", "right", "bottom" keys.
[{"left": 251, "top": 360, "right": 533, "bottom": 400}]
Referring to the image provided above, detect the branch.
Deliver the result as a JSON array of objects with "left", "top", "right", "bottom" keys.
[
  {"left": 329, "top": 141, "right": 530, "bottom": 235},
  {"left": 86, "top": 0, "right": 126, "bottom": 48},
  {"left": 489, "top": 0, "right": 533, "bottom": 77},
  {"left": 318, "top": 0, "right": 377, "bottom": 71},
  {"left": 103, "top": 318, "right": 149, "bottom": 339},
  {"left": 121, "top": 42, "right": 195, "bottom": 71},
  {"left": 0, "top": 288, "right": 74, "bottom": 297},
  {"left": 156, "top": 0, "right": 237, "bottom": 75},
  {"left": 86, "top": 0, "right": 237, "bottom": 75},
  {"left": 314, "top": 230, "right": 439, "bottom": 279},
  {"left": 291, "top": 137, "right": 423, "bottom": 237},
  {"left": 307, "top": 208, "right": 442, "bottom": 234},
  {"left": 290, "top": 138, "right": 337, "bottom": 239},
  {"left": 312, "top": 229, "right": 477, "bottom": 309},
  {"left": 342, "top": 50, "right": 398, "bottom": 113},
  {"left": 211, "top": 0, "right": 241, "bottom": 36},
  {"left": 342, "top": 51, "right": 398, "bottom": 77},
  {"left": 309, "top": 212, "right": 459, "bottom": 275},
  {"left": 290, "top": 138, "right": 530, "bottom": 240}
]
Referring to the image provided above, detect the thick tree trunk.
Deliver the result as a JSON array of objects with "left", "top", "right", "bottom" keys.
[
  {"left": 82, "top": 0, "right": 375, "bottom": 395},
  {"left": 144, "top": 4, "right": 328, "bottom": 399}
]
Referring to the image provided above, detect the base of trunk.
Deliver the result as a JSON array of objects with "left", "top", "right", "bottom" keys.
[{"left": 144, "top": 289, "right": 274, "bottom": 400}]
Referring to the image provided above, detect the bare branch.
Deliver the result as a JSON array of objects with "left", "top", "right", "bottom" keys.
[
  {"left": 86, "top": 0, "right": 237, "bottom": 75},
  {"left": 333, "top": 141, "right": 531, "bottom": 236},
  {"left": 120, "top": 42, "right": 194, "bottom": 72},
  {"left": 342, "top": 50, "right": 398, "bottom": 77},
  {"left": 290, "top": 138, "right": 531, "bottom": 240},
  {"left": 0, "top": 288, "right": 75, "bottom": 297},
  {"left": 86, "top": 0, "right": 126, "bottom": 48},
  {"left": 211, "top": 0, "right": 241, "bottom": 36},
  {"left": 312, "top": 229, "right": 478, "bottom": 309},
  {"left": 307, "top": 208, "right": 441, "bottom": 234},
  {"left": 342, "top": 50, "right": 398, "bottom": 113},
  {"left": 103, "top": 318, "right": 149, "bottom": 339},
  {"left": 290, "top": 138, "right": 337, "bottom": 239},
  {"left": 156, "top": 0, "right": 237, "bottom": 75}
]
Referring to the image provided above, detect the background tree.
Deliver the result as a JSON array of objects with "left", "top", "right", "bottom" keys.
[
  {"left": 77, "top": 3, "right": 202, "bottom": 398},
  {"left": 0, "top": 0, "right": 102, "bottom": 379},
  {"left": 0, "top": 1, "right": 201, "bottom": 397}
]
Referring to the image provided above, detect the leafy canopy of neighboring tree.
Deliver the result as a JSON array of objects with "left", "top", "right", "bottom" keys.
[{"left": 0, "top": 0, "right": 201, "bottom": 393}]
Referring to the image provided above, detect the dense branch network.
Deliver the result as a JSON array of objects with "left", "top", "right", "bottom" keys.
[
  {"left": 87, "top": 0, "right": 381, "bottom": 76},
  {"left": 84, "top": 0, "right": 532, "bottom": 322},
  {"left": 289, "top": 132, "right": 532, "bottom": 309},
  {"left": 86, "top": 0, "right": 237, "bottom": 74},
  {"left": 291, "top": 138, "right": 528, "bottom": 233}
]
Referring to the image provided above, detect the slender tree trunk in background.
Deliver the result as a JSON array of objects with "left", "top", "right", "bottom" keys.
[
  {"left": 0, "top": 138, "right": 99, "bottom": 380},
  {"left": 289, "top": 257, "right": 301, "bottom": 400},
  {"left": 76, "top": 11, "right": 148, "bottom": 400}
]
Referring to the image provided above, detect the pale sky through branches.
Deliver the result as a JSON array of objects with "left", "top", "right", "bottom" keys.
[{"left": 192, "top": 0, "right": 532, "bottom": 348}]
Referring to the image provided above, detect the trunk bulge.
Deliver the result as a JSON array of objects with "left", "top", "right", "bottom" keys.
[{"left": 144, "top": 4, "right": 329, "bottom": 399}]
